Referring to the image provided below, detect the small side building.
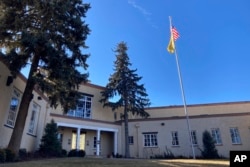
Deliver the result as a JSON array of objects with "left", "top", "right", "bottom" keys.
[{"left": 126, "top": 102, "right": 250, "bottom": 158}]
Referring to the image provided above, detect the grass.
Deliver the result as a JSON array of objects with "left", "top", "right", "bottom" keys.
[{"left": 0, "top": 157, "right": 229, "bottom": 167}]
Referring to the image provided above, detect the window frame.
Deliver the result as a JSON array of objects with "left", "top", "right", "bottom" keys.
[
  {"left": 230, "top": 127, "right": 241, "bottom": 144},
  {"left": 93, "top": 136, "right": 97, "bottom": 148},
  {"left": 93, "top": 136, "right": 102, "bottom": 149},
  {"left": 28, "top": 102, "right": 41, "bottom": 136},
  {"left": 143, "top": 132, "right": 158, "bottom": 147},
  {"left": 6, "top": 88, "right": 22, "bottom": 127},
  {"left": 211, "top": 128, "right": 222, "bottom": 145},
  {"left": 191, "top": 130, "right": 198, "bottom": 145},
  {"left": 128, "top": 136, "right": 134, "bottom": 145},
  {"left": 67, "top": 94, "right": 92, "bottom": 119},
  {"left": 171, "top": 131, "right": 179, "bottom": 146},
  {"left": 58, "top": 133, "right": 63, "bottom": 145}
]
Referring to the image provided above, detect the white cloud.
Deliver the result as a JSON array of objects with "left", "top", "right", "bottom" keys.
[
  {"left": 128, "top": 0, "right": 151, "bottom": 16},
  {"left": 128, "top": 0, "right": 158, "bottom": 29}
]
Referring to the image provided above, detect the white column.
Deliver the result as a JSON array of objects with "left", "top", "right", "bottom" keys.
[
  {"left": 96, "top": 129, "right": 101, "bottom": 156},
  {"left": 76, "top": 127, "right": 80, "bottom": 150},
  {"left": 113, "top": 131, "right": 118, "bottom": 155}
]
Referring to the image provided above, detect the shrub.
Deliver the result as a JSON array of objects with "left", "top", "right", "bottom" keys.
[
  {"left": 175, "top": 155, "right": 188, "bottom": 159},
  {"left": 0, "top": 149, "right": 6, "bottom": 163},
  {"left": 151, "top": 151, "right": 175, "bottom": 159},
  {"left": 115, "top": 153, "right": 122, "bottom": 158},
  {"left": 68, "top": 149, "right": 85, "bottom": 157},
  {"left": 201, "top": 130, "right": 219, "bottom": 159},
  {"left": 19, "top": 148, "right": 27, "bottom": 161},
  {"left": 61, "top": 149, "right": 67, "bottom": 157},
  {"left": 68, "top": 149, "right": 77, "bottom": 157},
  {"left": 163, "top": 151, "right": 175, "bottom": 159},
  {"left": 4, "top": 149, "right": 15, "bottom": 162},
  {"left": 78, "top": 150, "right": 86, "bottom": 157},
  {"left": 33, "top": 150, "right": 43, "bottom": 159},
  {"left": 39, "top": 119, "right": 62, "bottom": 157},
  {"left": 152, "top": 154, "right": 165, "bottom": 159}
]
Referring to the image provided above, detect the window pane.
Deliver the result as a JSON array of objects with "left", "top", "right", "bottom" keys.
[
  {"left": 93, "top": 136, "right": 97, "bottom": 148},
  {"left": 128, "top": 136, "right": 134, "bottom": 144},
  {"left": 172, "top": 131, "right": 179, "bottom": 146},
  {"left": 211, "top": 128, "right": 222, "bottom": 144},
  {"left": 230, "top": 128, "right": 241, "bottom": 144},
  {"left": 6, "top": 89, "right": 21, "bottom": 127},
  {"left": 191, "top": 131, "right": 198, "bottom": 145},
  {"left": 28, "top": 103, "right": 40, "bottom": 135},
  {"left": 67, "top": 95, "right": 92, "bottom": 119},
  {"left": 143, "top": 133, "right": 158, "bottom": 147},
  {"left": 10, "top": 98, "right": 19, "bottom": 111},
  {"left": 28, "top": 110, "right": 35, "bottom": 134}
]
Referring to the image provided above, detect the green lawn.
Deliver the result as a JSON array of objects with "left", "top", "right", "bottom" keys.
[{"left": 0, "top": 157, "right": 229, "bottom": 167}]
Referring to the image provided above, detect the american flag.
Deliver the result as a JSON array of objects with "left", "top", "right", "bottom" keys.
[{"left": 171, "top": 26, "right": 179, "bottom": 41}]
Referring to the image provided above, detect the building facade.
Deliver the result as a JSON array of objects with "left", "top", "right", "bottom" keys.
[{"left": 1, "top": 60, "right": 250, "bottom": 158}]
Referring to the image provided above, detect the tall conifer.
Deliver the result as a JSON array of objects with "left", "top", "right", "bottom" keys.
[
  {"left": 100, "top": 42, "right": 150, "bottom": 158},
  {"left": 0, "top": 0, "right": 90, "bottom": 155}
]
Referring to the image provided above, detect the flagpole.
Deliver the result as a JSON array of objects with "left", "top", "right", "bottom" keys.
[{"left": 169, "top": 16, "right": 196, "bottom": 159}]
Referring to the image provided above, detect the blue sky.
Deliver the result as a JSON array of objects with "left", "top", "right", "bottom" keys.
[
  {"left": 83, "top": 0, "right": 250, "bottom": 107},
  {"left": 22, "top": 0, "right": 250, "bottom": 107}
]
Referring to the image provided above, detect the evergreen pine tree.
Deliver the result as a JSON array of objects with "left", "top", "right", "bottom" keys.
[
  {"left": 39, "top": 119, "right": 62, "bottom": 157},
  {"left": 0, "top": 0, "right": 90, "bottom": 155},
  {"left": 201, "top": 130, "right": 219, "bottom": 159},
  {"left": 100, "top": 42, "right": 150, "bottom": 158}
]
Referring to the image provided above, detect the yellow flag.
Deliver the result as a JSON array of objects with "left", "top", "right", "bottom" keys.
[{"left": 167, "top": 35, "right": 175, "bottom": 53}]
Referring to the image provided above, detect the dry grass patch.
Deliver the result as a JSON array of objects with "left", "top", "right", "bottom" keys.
[
  {"left": 155, "top": 159, "right": 229, "bottom": 166},
  {"left": 0, "top": 157, "right": 229, "bottom": 167}
]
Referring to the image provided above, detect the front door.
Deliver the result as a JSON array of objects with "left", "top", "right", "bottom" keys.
[{"left": 71, "top": 132, "right": 86, "bottom": 150}]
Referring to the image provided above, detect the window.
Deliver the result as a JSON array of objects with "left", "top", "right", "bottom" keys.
[
  {"left": 93, "top": 136, "right": 101, "bottom": 149},
  {"left": 71, "top": 132, "right": 77, "bottom": 149},
  {"left": 67, "top": 95, "right": 92, "bottom": 119},
  {"left": 79, "top": 133, "right": 85, "bottom": 150},
  {"left": 114, "top": 112, "right": 117, "bottom": 121},
  {"left": 6, "top": 89, "right": 21, "bottom": 127},
  {"left": 171, "top": 131, "right": 179, "bottom": 146},
  {"left": 58, "top": 133, "right": 63, "bottom": 144},
  {"left": 93, "top": 136, "right": 97, "bottom": 148},
  {"left": 191, "top": 130, "right": 198, "bottom": 145},
  {"left": 71, "top": 131, "right": 86, "bottom": 150},
  {"left": 143, "top": 133, "right": 158, "bottom": 147},
  {"left": 28, "top": 103, "right": 40, "bottom": 135},
  {"left": 211, "top": 128, "right": 222, "bottom": 145},
  {"left": 230, "top": 127, "right": 241, "bottom": 144},
  {"left": 128, "top": 136, "right": 134, "bottom": 145},
  {"left": 120, "top": 113, "right": 124, "bottom": 120}
]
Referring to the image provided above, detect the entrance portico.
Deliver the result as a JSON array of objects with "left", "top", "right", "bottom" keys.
[{"left": 57, "top": 122, "right": 118, "bottom": 156}]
